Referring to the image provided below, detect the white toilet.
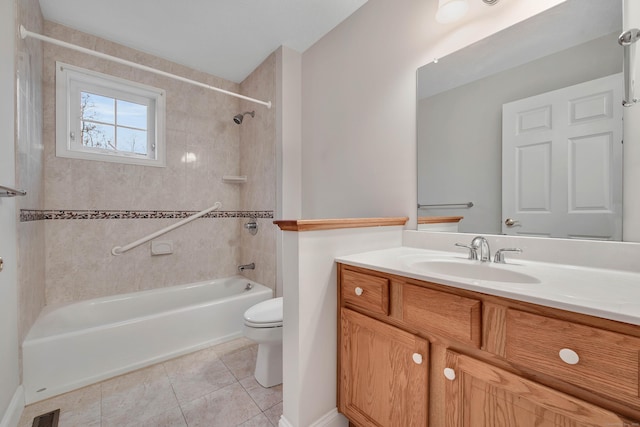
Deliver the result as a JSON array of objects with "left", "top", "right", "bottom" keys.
[{"left": 243, "top": 297, "right": 283, "bottom": 387}]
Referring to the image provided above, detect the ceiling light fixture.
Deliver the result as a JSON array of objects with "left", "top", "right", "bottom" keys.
[
  {"left": 435, "top": 0, "right": 499, "bottom": 24},
  {"left": 435, "top": 0, "right": 469, "bottom": 24}
]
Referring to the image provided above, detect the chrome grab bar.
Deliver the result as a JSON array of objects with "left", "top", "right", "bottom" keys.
[
  {"left": 0, "top": 184, "right": 27, "bottom": 197},
  {"left": 111, "top": 202, "right": 222, "bottom": 255},
  {"left": 619, "top": 28, "right": 640, "bottom": 107},
  {"left": 418, "top": 202, "right": 473, "bottom": 208}
]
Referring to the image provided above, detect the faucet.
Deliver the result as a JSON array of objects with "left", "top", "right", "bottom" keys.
[
  {"left": 238, "top": 262, "right": 255, "bottom": 272},
  {"left": 471, "top": 236, "right": 491, "bottom": 263},
  {"left": 493, "top": 248, "right": 522, "bottom": 264}
]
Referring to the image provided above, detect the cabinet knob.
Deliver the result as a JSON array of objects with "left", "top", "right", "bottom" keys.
[
  {"left": 443, "top": 368, "right": 456, "bottom": 381},
  {"left": 354, "top": 287, "right": 363, "bottom": 296},
  {"left": 412, "top": 353, "right": 423, "bottom": 365},
  {"left": 559, "top": 348, "right": 580, "bottom": 365}
]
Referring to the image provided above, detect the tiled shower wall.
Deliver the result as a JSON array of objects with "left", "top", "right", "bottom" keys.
[
  {"left": 238, "top": 53, "right": 277, "bottom": 290},
  {"left": 16, "top": 0, "right": 45, "bottom": 365},
  {"left": 39, "top": 22, "right": 276, "bottom": 305}
]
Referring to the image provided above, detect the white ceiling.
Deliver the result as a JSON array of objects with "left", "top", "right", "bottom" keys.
[
  {"left": 38, "top": 0, "right": 369, "bottom": 83},
  {"left": 417, "top": 0, "right": 622, "bottom": 99}
]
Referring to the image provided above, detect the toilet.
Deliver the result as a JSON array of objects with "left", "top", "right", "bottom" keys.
[{"left": 243, "top": 297, "right": 283, "bottom": 387}]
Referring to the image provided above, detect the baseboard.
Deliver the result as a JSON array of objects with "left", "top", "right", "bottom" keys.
[
  {"left": 278, "top": 415, "right": 294, "bottom": 427},
  {"left": 279, "top": 408, "right": 348, "bottom": 427},
  {"left": 0, "top": 386, "right": 24, "bottom": 427}
]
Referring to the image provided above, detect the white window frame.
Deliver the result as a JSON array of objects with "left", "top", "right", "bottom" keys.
[{"left": 56, "top": 61, "right": 166, "bottom": 167}]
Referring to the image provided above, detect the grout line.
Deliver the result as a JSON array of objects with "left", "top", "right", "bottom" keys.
[
  {"left": 177, "top": 399, "right": 190, "bottom": 427},
  {"left": 159, "top": 361, "right": 191, "bottom": 427},
  {"left": 99, "top": 381, "right": 104, "bottom": 426}
]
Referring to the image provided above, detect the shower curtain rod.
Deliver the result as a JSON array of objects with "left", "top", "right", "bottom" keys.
[{"left": 20, "top": 26, "right": 272, "bottom": 109}]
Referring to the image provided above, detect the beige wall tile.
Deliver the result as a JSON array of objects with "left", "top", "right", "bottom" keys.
[
  {"left": 16, "top": 0, "right": 45, "bottom": 381},
  {"left": 238, "top": 53, "right": 277, "bottom": 291},
  {"left": 37, "top": 22, "right": 276, "bottom": 306}
]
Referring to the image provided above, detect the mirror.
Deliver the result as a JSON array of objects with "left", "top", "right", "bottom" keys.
[{"left": 417, "top": 0, "right": 623, "bottom": 240}]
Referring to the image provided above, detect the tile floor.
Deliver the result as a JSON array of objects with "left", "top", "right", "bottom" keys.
[{"left": 18, "top": 338, "right": 282, "bottom": 427}]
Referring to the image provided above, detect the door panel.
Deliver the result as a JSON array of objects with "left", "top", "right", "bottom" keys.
[
  {"left": 503, "top": 73, "right": 623, "bottom": 239},
  {"left": 516, "top": 142, "right": 551, "bottom": 212}
]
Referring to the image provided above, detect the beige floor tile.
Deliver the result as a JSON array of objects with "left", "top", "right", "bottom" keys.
[
  {"left": 102, "top": 405, "right": 187, "bottom": 427},
  {"left": 239, "top": 377, "right": 282, "bottom": 411},
  {"left": 213, "top": 337, "right": 256, "bottom": 357},
  {"left": 181, "top": 382, "right": 261, "bottom": 427},
  {"left": 163, "top": 347, "right": 237, "bottom": 404},
  {"left": 18, "top": 384, "right": 101, "bottom": 427},
  {"left": 101, "top": 364, "right": 180, "bottom": 426},
  {"left": 238, "top": 412, "right": 274, "bottom": 427},
  {"left": 263, "top": 402, "right": 283, "bottom": 427},
  {"left": 19, "top": 338, "right": 277, "bottom": 427},
  {"left": 221, "top": 345, "right": 258, "bottom": 380}
]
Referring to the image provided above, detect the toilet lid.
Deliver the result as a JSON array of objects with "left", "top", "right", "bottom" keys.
[{"left": 244, "top": 297, "right": 283, "bottom": 327}]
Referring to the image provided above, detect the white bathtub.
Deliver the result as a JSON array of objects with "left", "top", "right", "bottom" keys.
[{"left": 22, "top": 276, "right": 272, "bottom": 404}]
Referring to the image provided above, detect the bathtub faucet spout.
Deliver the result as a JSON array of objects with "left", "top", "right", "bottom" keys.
[{"left": 238, "top": 262, "right": 255, "bottom": 272}]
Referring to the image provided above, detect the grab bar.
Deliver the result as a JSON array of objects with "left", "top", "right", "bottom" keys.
[
  {"left": 0, "top": 184, "right": 27, "bottom": 197},
  {"left": 619, "top": 28, "right": 640, "bottom": 107},
  {"left": 418, "top": 202, "right": 474, "bottom": 208},
  {"left": 111, "top": 202, "right": 222, "bottom": 255}
]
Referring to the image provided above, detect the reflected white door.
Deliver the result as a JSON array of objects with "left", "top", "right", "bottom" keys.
[
  {"left": 502, "top": 73, "right": 623, "bottom": 239},
  {"left": 0, "top": 0, "right": 20, "bottom": 418}
]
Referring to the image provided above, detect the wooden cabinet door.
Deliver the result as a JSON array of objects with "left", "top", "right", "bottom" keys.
[
  {"left": 340, "top": 308, "right": 429, "bottom": 427},
  {"left": 444, "top": 350, "right": 634, "bottom": 427}
]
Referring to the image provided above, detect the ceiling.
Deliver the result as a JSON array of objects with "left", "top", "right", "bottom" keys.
[
  {"left": 418, "top": 0, "right": 622, "bottom": 100},
  {"left": 38, "top": 0, "right": 369, "bottom": 83}
]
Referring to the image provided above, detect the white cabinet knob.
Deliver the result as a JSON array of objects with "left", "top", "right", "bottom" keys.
[
  {"left": 559, "top": 348, "right": 580, "bottom": 365},
  {"left": 412, "top": 353, "right": 423, "bottom": 365},
  {"left": 444, "top": 368, "right": 456, "bottom": 381},
  {"left": 354, "top": 287, "right": 363, "bottom": 296}
]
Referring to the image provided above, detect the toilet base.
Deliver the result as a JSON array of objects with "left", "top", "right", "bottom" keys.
[{"left": 255, "top": 341, "right": 282, "bottom": 388}]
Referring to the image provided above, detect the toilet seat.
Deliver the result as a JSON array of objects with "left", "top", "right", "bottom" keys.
[{"left": 244, "top": 297, "right": 283, "bottom": 328}]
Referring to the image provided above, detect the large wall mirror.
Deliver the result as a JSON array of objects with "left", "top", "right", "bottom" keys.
[{"left": 417, "top": 0, "right": 623, "bottom": 240}]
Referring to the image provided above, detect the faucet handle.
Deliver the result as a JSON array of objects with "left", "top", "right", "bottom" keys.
[
  {"left": 493, "top": 248, "right": 522, "bottom": 264},
  {"left": 455, "top": 243, "right": 478, "bottom": 260}
]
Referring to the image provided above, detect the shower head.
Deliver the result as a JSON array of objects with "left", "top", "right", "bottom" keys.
[{"left": 233, "top": 111, "right": 255, "bottom": 124}]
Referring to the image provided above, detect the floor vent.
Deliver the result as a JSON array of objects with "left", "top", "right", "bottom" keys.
[{"left": 31, "top": 409, "right": 60, "bottom": 427}]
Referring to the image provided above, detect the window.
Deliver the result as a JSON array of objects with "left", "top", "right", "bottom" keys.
[{"left": 56, "top": 62, "right": 166, "bottom": 167}]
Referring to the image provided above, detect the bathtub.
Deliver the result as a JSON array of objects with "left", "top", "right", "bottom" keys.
[{"left": 22, "top": 276, "right": 272, "bottom": 404}]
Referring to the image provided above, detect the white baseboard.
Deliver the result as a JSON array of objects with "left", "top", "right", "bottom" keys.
[
  {"left": 0, "top": 386, "right": 24, "bottom": 427},
  {"left": 278, "top": 415, "right": 294, "bottom": 427},
  {"left": 279, "top": 408, "right": 348, "bottom": 427}
]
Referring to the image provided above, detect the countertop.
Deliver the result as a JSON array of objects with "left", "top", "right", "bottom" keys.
[{"left": 336, "top": 246, "right": 640, "bottom": 326}]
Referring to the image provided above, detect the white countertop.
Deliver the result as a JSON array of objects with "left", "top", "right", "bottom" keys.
[{"left": 336, "top": 246, "right": 640, "bottom": 326}]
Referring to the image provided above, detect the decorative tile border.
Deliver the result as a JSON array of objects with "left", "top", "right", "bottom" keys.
[{"left": 20, "top": 209, "right": 274, "bottom": 222}]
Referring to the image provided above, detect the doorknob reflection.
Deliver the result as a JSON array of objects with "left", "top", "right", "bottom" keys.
[{"left": 504, "top": 218, "right": 519, "bottom": 227}]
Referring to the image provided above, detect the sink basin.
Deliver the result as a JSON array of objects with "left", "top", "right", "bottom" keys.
[{"left": 409, "top": 260, "right": 540, "bottom": 284}]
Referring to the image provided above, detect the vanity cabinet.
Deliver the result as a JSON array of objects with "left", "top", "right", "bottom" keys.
[
  {"left": 337, "top": 263, "right": 640, "bottom": 426},
  {"left": 340, "top": 308, "right": 429, "bottom": 427},
  {"left": 445, "top": 350, "right": 631, "bottom": 426},
  {"left": 504, "top": 309, "right": 640, "bottom": 408}
]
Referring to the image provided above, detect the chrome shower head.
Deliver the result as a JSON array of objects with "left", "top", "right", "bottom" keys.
[{"left": 233, "top": 110, "right": 255, "bottom": 124}]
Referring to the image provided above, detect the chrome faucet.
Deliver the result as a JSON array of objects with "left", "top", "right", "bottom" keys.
[
  {"left": 238, "top": 262, "right": 255, "bottom": 272},
  {"left": 493, "top": 248, "right": 522, "bottom": 264},
  {"left": 471, "top": 236, "right": 491, "bottom": 263}
]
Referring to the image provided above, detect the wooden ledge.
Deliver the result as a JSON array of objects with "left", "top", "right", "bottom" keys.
[
  {"left": 273, "top": 217, "right": 408, "bottom": 232},
  {"left": 418, "top": 216, "right": 463, "bottom": 224}
]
